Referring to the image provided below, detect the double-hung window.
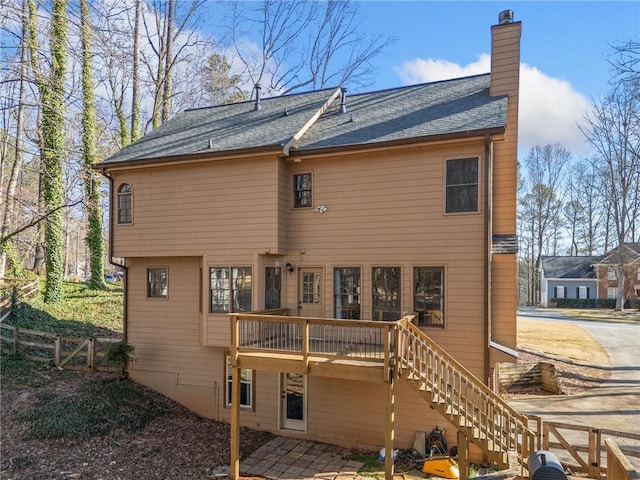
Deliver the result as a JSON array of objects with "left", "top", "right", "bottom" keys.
[
  {"left": 117, "top": 183, "right": 133, "bottom": 224},
  {"left": 372, "top": 267, "right": 401, "bottom": 321},
  {"left": 334, "top": 267, "right": 361, "bottom": 319},
  {"left": 414, "top": 267, "right": 444, "bottom": 327},
  {"left": 210, "top": 267, "right": 252, "bottom": 312},
  {"left": 225, "top": 355, "right": 254, "bottom": 409},
  {"left": 147, "top": 268, "right": 168, "bottom": 298},
  {"left": 445, "top": 158, "right": 479, "bottom": 213},
  {"left": 293, "top": 173, "right": 312, "bottom": 208}
]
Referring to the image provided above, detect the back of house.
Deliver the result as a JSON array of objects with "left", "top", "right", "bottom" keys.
[{"left": 97, "top": 11, "right": 522, "bottom": 453}]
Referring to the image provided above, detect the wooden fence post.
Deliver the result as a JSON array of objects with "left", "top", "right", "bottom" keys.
[
  {"left": 87, "top": 338, "right": 95, "bottom": 371},
  {"left": 588, "top": 427, "right": 601, "bottom": 478},
  {"left": 54, "top": 336, "right": 61, "bottom": 366}
]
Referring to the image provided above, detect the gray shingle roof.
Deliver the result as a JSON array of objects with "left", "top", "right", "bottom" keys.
[
  {"left": 540, "top": 256, "right": 601, "bottom": 279},
  {"left": 98, "top": 74, "right": 506, "bottom": 166}
]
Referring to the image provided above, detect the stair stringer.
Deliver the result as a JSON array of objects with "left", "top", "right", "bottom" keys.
[{"left": 395, "top": 321, "right": 534, "bottom": 474}]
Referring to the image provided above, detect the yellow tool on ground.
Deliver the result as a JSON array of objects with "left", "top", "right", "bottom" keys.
[
  {"left": 422, "top": 455, "right": 460, "bottom": 479},
  {"left": 421, "top": 426, "right": 460, "bottom": 479}
]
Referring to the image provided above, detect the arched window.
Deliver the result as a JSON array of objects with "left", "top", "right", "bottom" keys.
[{"left": 117, "top": 183, "right": 133, "bottom": 224}]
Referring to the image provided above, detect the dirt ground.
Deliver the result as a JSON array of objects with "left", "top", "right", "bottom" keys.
[
  {"left": 0, "top": 371, "right": 274, "bottom": 480},
  {"left": 0, "top": 350, "right": 610, "bottom": 480}
]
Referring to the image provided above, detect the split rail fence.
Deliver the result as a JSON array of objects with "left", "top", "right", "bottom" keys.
[
  {"left": 0, "top": 278, "right": 121, "bottom": 371},
  {"left": 527, "top": 415, "right": 640, "bottom": 478}
]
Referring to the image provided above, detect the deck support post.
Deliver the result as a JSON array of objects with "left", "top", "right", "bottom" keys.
[
  {"left": 457, "top": 430, "right": 469, "bottom": 480},
  {"left": 384, "top": 376, "right": 395, "bottom": 480},
  {"left": 230, "top": 365, "right": 241, "bottom": 480},
  {"left": 230, "top": 314, "right": 241, "bottom": 480}
]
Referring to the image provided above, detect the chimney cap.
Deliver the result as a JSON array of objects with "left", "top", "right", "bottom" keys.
[{"left": 498, "top": 9, "right": 514, "bottom": 24}]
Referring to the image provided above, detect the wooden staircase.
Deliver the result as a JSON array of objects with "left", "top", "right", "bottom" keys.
[{"left": 395, "top": 320, "right": 534, "bottom": 476}]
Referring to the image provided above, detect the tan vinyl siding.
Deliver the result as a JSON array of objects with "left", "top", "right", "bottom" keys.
[
  {"left": 112, "top": 156, "right": 280, "bottom": 258},
  {"left": 491, "top": 254, "right": 517, "bottom": 349}
]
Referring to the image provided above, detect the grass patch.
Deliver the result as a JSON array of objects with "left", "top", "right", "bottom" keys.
[
  {"left": 17, "top": 377, "right": 167, "bottom": 440},
  {"left": 345, "top": 451, "right": 383, "bottom": 471},
  {"left": 5, "top": 280, "right": 123, "bottom": 337},
  {"left": 518, "top": 319, "right": 610, "bottom": 364}
]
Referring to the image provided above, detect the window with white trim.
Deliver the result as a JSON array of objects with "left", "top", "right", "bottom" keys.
[
  {"left": 578, "top": 286, "right": 589, "bottom": 299},
  {"left": 225, "top": 355, "right": 253, "bottom": 408},
  {"left": 607, "top": 267, "right": 617, "bottom": 281},
  {"left": 607, "top": 287, "right": 618, "bottom": 299},
  {"left": 554, "top": 285, "right": 565, "bottom": 299}
]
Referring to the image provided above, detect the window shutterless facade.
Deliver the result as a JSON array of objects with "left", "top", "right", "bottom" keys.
[
  {"left": 265, "top": 266, "right": 282, "bottom": 309},
  {"left": 117, "top": 183, "right": 133, "bottom": 224},
  {"left": 445, "top": 158, "right": 479, "bottom": 213},
  {"left": 413, "top": 267, "right": 444, "bottom": 327},
  {"left": 334, "top": 267, "right": 361, "bottom": 319},
  {"left": 210, "top": 267, "right": 252, "bottom": 312},
  {"left": 225, "top": 355, "right": 254, "bottom": 409},
  {"left": 293, "top": 173, "right": 312, "bottom": 208},
  {"left": 147, "top": 268, "right": 168, "bottom": 298},
  {"left": 372, "top": 267, "right": 401, "bottom": 321}
]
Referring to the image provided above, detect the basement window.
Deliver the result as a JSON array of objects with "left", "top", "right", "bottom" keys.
[
  {"left": 445, "top": 158, "right": 479, "bottom": 213},
  {"left": 225, "top": 355, "right": 254, "bottom": 409}
]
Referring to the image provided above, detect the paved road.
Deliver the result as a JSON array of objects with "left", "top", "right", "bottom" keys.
[{"left": 511, "top": 307, "right": 640, "bottom": 434}]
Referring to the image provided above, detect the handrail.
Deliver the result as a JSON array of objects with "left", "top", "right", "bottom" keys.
[{"left": 396, "top": 320, "right": 534, "bottom": 472}]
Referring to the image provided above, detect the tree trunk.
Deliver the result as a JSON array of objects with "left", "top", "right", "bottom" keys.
[
  {"left": 130, "top": 0, "right": 141, "bottom": 142},
  {"left": 80, "top": 0, "right": 106, "bottom": 290}
]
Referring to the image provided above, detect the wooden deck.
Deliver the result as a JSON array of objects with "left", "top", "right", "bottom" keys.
[{"left": 228, "top": 312, "right": 534, "bottom": 480}]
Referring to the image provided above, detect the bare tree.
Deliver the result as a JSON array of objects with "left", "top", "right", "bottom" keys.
[
  {"left": 581, "top": 87, "right": 639, "bottom": 310},
  {"left": 518, "top": 144, "right": 571, "bottom": 304},
  {"left": 222, "top": 0, "right": 395, "bottom": 96}
]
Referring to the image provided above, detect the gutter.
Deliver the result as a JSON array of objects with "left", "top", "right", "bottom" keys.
[
  {"left": 483, "top": 134, "right": 493, "bottom": 387},
  {"left": 101, "top": 171, "right": 129, "bottom": 343}
]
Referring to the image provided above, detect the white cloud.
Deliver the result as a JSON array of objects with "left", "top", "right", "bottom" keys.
[{"left": 395, "top": 54, "right": 592, "bottom": 157}]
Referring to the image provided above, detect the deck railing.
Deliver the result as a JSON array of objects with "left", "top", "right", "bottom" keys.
[
  {"left": 232, "top": 313, "right": 399, "bottom": 361},
  {"left": 396, "top": 320, "right": 534, "bottom": 472}
]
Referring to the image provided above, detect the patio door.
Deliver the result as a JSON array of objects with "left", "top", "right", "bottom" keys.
[
  {"left": 280, "top": 372, "right": 306, "bottom": 431},
  {"left": 298, "top": 268, "right": 323, "bottom": 318}
]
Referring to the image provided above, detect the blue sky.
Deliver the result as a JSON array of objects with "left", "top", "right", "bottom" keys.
[{"left": 352, "top": 1, "right": 640, "bottom": 157}]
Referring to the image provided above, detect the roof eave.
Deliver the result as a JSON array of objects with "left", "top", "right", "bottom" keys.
[
  {"left": 287, "top": 126, "right": 507, "bottom": 158},
  {"left": 94, "top": 145, "right": 285, "bottom": 172}
]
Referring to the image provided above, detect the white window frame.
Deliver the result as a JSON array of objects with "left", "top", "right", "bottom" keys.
[
  {"left": 225, "top": 355, "right": 254, "bottom": 409},
  {"left": 607, "top": 287, "right": 618, "bottom": 300},
  {"left": 556, "top": 285, "right": 565, "bottom": 299},
  {"left": 578, "top": 286, "right": 588, "bottom": 299},
  {"left": 607, "top": 267, "right": 617, "bottom": 281}
]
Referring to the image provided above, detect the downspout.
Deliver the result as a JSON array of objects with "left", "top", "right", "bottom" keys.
[
  {"left": 102, "top": 171, "right": 129, "bottom": 343},
  {"left": 483, "top": 134, "right": 492, "bottom": 387}
]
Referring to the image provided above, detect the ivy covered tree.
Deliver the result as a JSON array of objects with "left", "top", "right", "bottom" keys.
[
  {"left": 80, "top": 0, "right": 106, "bottom": 290},
  {"left": 28, "top": 0, "right": 68, "bottom": 302}
]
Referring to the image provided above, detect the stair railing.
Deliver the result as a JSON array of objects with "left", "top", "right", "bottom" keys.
[{"left": 395, "top": 319, "right": 534, "bottom": 471}]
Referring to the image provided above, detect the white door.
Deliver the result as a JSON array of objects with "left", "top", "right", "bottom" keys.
[{"left": 280, "top": 372, "right": 306, "bottom": 431}]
